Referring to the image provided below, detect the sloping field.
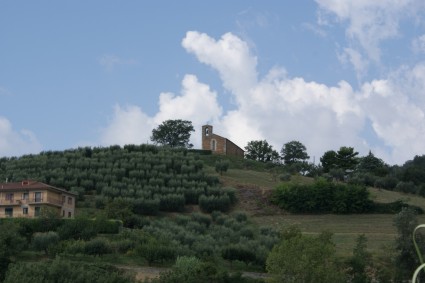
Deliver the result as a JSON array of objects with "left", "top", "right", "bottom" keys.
[
  {"left": 251, "top": 213, "right": 425, "bottom": 257},
  {"left": 215, "top": 168, "right": 425, "bottom": 258}
]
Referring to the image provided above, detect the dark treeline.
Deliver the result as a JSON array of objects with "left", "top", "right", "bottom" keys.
[{"left": 273, "top": 179, "right": 423, "bottom": 214}]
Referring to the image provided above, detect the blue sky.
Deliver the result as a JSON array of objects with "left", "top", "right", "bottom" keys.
[{"left": 1, "top": 0, "right": 425, "bottom": 165}]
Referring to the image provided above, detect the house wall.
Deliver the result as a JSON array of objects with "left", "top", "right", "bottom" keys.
[{"left": 0, "top": 188, "right": 75, "bottom": 218}]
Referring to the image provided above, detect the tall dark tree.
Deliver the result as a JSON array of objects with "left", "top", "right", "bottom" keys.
[
  {"left": 320, "top": 150, "right": 338, "bottom": 173},
  {"left": 402, "top": 155, "right": 425, "bottom": 185},
  {"left": 336, "top": 146, "right": 359, "bottom": 171},
  {"left": 151, "top": 119, "right": 195, "bottom": 148},
  {"left": 357, "top": 151, "right": 388, "bottom": 176},
  {"left": 244, "top": 140, "right": 280, "bottom": 163},
  {"left": 281, "top": 141, "right": 309, "bottom": 165}
]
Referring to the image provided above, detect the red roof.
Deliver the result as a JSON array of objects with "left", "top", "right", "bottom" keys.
[{"left": 0, "top": 180, "right": 77, "bottom": 195}]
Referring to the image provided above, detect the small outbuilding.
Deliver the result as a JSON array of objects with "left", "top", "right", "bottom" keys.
[{"left": 201, "top": 125, "right": 244, "bottom": 158}]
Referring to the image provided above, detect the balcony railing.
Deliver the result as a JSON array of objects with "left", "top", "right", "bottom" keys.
[{"left": 0, "top": 197, "right": 62, "bottom": 206}]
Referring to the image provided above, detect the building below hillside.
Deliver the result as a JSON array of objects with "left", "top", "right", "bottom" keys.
[
  {"left": 201, "top": 125, "right": 244, "bottom": 157},
  {"left": 0, "top": 180, "right": 76, "bottom": 218}
]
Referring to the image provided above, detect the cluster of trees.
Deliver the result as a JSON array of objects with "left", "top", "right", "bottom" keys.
[
  {"left": 244, "top": 138, "right": 425, "bottom": 198},
  {"left": 244, "top": 140, "right": 309, "bottom": 166},
  {"left": 272, "top": 179, "right": 422, "bottom": 214},
  {"left": 273, "top": 179, "right": 372, "bottom": 214},
  {"left": 0, "top": 210, "right": 279, "bottom": 282},
  {"left": 0, "top": 216, "right": 122, "bottom": 281},
  {"left": 139, "top": 211, "right": 279, "bottom": 267},
  {"left": 244, "top": 139, "right": 364, "bottom": 177}
]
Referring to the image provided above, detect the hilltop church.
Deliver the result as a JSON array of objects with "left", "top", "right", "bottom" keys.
[{"left": 201, "top": 125, "right": 244, "bottom": 158}]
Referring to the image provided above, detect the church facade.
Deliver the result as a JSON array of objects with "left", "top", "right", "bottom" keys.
[{"left": 201, "top": 125, "right": 244, "bottom": 158}]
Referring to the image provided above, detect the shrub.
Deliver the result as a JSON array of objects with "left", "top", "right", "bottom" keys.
[
  {"left": 63, "top": 240, "right": 85, "bottom": 255},
  {"left": 84, "top": 238, "right": 111, "bottom": 256},
  {"left": 273, "top": 180, "right": 373, "bottom": 214},
  {"left": 279, "top": 173, "right": 291, "bottom": 181},
  {"left": 32, "top": 231, "right": 60, "bottom": 255},
  {"left": 374, "top": 176, "right": 398, "bottom": 190},
  {"left": 94, "top": 217, "right": 121, "bottom": 234},
  {"left": 133, "top": 198, "right": 160, "bottom": 215},
  {"left": 136, "top": 238, "right": 176, "bottom": 266},
  {"left": 199, "top": 195, "right": 231, "bottom": 213},
  {"left": 395, "top": 181, "right": 417, "bottom": 194},
  {"left": 158, "top": 194, "right": 185, "bottom": 212},
  {"left": 57, "top": 219, "right": 97, "bottom": 240},
  {"left": 215, "top": 160, "right": 230, "bottom": 176},
  {"left": 222, "top": 245, "right": 257, "bottom": 264}
]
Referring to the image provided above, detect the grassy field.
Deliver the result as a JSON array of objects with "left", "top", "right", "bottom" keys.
[
  {"left": 252, "top": 213, "right": 425, "bottom": 257},
  {"left": 213, "top": 167, "right": 425, "bottom": 258}
]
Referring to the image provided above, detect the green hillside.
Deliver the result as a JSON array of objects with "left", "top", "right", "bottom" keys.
[{"left": 0, "top": 145, "right": 425, "bottom": 282}]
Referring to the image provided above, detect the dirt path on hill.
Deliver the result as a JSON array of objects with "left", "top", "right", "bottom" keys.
[
  {"left": 116, "top": 265, "right": 269, "bottom": 281},
  {"left": 116, "top": 265, "right": 168, "bottom": 281}
]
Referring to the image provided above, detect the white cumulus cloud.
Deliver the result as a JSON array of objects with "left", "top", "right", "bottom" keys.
[
  {"left": 100, "top": 105, "right": 153, "bottom": 146},
  {"left": 181, "top": 31, "right": 425, "bottom": 164},
  {"left": 316, "top": 0, "right": 419, "bottom": 61},
  {"left": 0, "top": 117, "right": 42, "bottom": 157},
  {"left": 100, "top": 31, "right": 425, "bottom": 165}
]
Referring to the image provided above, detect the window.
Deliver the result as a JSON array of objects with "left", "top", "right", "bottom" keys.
[
  {"left": 62, "top": 210, "right": 65, "bottom": 217},
  {"left": 22, "top": 192, "right": 29, "bottom": 200},
  {"left": 68, "top": 197, "right": 73, "bottom": 205},
  {"left": 5, "top": 207, "right": 13, "bottom": 217},
  {"left": 34, "top": 192, "right": 42, "bottom": 202},
  {"left": 22, "top": 207, "right": 28, "bottom": 215},
  {"left": 62, "top": 196, "right": 66, "bottom": 204},
  {"left": 5, "top": 193, "right": 14, "bottom": 202},
  {"left": 211, "top": 139, "right": 216, "bottom": 151},
  {"left": 34, "top": 207, "right": 41, "bottom": 217},
  {"left": 68, "top": 211, "right": 72, "bottom": 218},
  {"left": 205, "top": 127, "right": 209, "bottom": 136}
]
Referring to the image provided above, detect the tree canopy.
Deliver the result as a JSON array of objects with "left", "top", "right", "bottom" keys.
[
  {"left": 244, "top": 140, "right": 280, "bottom": 163},
  {"left": 336, "top": 146, "right": 359, "bottom": 171},
  {"left": 320, "top": 146, "right": 359, "bottom": 172},
  {"left": 357, "top": 151, "right": 388, "bottom": 175},
  {"left": 266, "top": 227, "right": 344, "bottom": 283},
  {"left": 320, "top": 150, "right": 338, "bottom": 173},
  {"left": 151, "top": 119, "right": 194, "bottom": 148},
  {"left": 280, "top": 141, "right": 309, "bottom": 165}
]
